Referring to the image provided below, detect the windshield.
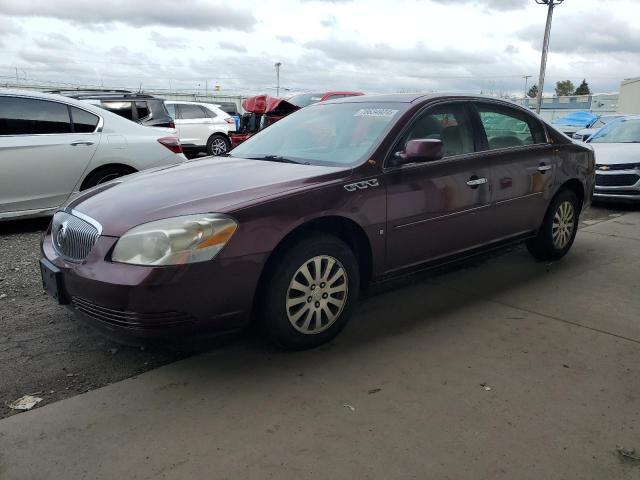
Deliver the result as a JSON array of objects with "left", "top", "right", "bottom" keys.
[
  {"left": 590, "top": 118, "right": 640, "bottom": 143},
  {"left": 591, "top": 116, "right": 620, "bottom": 129},
  {"left": 288, "top": 93, "right": 324, "bottom": 108},
  {"left": 230, "top": 102, "right": 406, "bottom": 167}
]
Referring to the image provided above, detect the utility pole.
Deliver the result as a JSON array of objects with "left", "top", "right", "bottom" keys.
[
  {"left": 274, "top": 62, "right": 282, "bottom": 97},
  {"left": 535, "top": 0, "right": 564, "bottom": 114},
  {"left": 523, "top": 75, "right": 532, "bottom": 99}
]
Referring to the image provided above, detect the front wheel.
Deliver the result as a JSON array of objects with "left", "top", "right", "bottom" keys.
[
  {"left": 260, "top": 235, "right": 360, "bottom": 350},
  {"left": 527, "top": 189, "right": 580, "bottom": 261}
]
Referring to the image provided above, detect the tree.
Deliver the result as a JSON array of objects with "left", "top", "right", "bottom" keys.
[
  {"left": 555, "top": 80, "right": 575, "bottom": 97},
  {"left": 574, "top": 79, "right": 591, "bottom": 96},
  {"left": 527, "top": 84, "right": 539, "bottom": 98}
]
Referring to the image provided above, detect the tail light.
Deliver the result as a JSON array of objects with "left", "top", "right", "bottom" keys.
[
  {"left": 168, "top": 120, "right": 175, "bottom": 129},
  {"left": 158, "top": 136, "right": 183, "bottom": 154},
  {"left": 224, "top": 117, "right": 235, "bottom": 125}
]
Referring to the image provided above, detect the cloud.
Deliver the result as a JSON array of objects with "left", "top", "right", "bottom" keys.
[
  {"left": 276, "top": 35, "right": 295, "bottom": 43},
  {"left": 517, "top": 12, "right": 640, "bottom": 54},
  {"left": 33, "top": 32, "right": 73, "bottom": 50},
  {"left": 431, "top": 0, "right": 528, "bottom": 10},
  {"left": 320, "top": 15, "right": 337, "bottom": 28},
  {"left": 0, "top": 15, "right": 22, "bottom": 35},
  {"left": 504, "top": 44, "right": 519, "bottom": 55},
  {"left": 2, "top": 0, "right": 257, "bottom": 32},
  {"left": 218, "top": 41, "right": 247, "bottom": 53},
  {"left": 149, "top": 31, "right": 189, "bottom": 49},
  {"left": 305, "top": 38, "right": 495, "bottom": 66}
]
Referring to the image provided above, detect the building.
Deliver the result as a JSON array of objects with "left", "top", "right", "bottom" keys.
[
  {"left": 617, "top": 77, "right": 640, "bottom": 114},
  {"left": 518, "top": 94, "right": 618, "bottom": 121}
]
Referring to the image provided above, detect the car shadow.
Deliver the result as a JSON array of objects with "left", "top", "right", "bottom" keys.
[{"left": 0, "top": 217, "right": 50, "bottom": 234}]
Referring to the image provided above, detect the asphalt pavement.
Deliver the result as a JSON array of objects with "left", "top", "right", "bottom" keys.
[
  {"left": 0, "top": 204, "right": 630, "bottom": 419},
  {"left": 1, "top": 207, "right": 639, "bottom": 479}
]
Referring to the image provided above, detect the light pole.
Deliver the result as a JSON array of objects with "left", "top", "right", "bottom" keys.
[
  {"left": 523, "top": 75, "right": 532, "bottom": 99},
  {"left": 535, "top": 0, "right": 564, "bottom": 114},
  {"left": 274, "top": 62, "right": 282, "bottom": 97}
]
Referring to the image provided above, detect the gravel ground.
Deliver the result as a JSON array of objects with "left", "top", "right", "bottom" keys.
[{"left": 0, "top": 203, "right": 634, "bottom": 418}]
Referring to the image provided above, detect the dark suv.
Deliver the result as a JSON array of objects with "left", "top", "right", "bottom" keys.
[
  {"left": 49, "top": 90, "right": 174, "bottom": 129},
  {"left": 40, "top": 94, "right": 595, "bottom": 350}
]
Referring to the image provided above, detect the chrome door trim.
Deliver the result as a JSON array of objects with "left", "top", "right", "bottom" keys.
[{"left": 393, "top": 204, "right": 491, "bottom": 231}]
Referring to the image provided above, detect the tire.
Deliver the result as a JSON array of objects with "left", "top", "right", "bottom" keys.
[
  {"left": 206, "top": 134, "right": 231, "bottom": 156},
  {"left": 81, "top": 166, "right": 135, "bottom": 190},
  {"left": 526, "top": 188, "right": 580, "bottom": 261},
  {"left": 260, "top": 234, "right": 360, "bottom": 350}
]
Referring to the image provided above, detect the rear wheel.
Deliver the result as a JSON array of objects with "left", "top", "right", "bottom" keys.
[
  {"left": 260, "top": 234, "right": 360, "bottom": 350},
  {"left": 206, "top": 134, "right": 230, "bottom": 156},
  {"left": 526, "top": 189, "right": 580, "bottom": 261},
  {"left": 81, "top": 166, "right": 135, "bottom": 190}
]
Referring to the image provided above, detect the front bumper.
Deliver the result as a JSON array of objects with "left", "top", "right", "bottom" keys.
[
  {"left": 594, "top": 168, "right": 640, "bottom": 202},
  {"left": 41, "top": 229, "right": 266, "bottom": 342}
]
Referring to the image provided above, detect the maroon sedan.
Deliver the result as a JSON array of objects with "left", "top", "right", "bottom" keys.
[{"left": 40, "top": 94, "right": 595, "bottom": 349}]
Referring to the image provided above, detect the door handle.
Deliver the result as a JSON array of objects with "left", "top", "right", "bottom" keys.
[
  {"left": 466, "top": 176, "right": 488, "bottom": 188},
  {"left": 70, "top": 141, "right": 95, "bottom": 146},
  {"left": 537, "top": 163, "right": 552, "bottom": 173}
]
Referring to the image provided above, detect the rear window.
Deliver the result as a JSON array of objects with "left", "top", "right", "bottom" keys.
[
  {"left": 102, "top": 101, "right": 134, "bottom": 120},
  {"left": 165, "top": 103, "right": 177, "bottom": 118},
  {"left": 70, "top": 107, "right": 100, "bottom": 133},
  {"left": 0, "top": 96, "right": 71, "bottom": 135},
  {"left": 179, "top": 104, "right": 208, "bottom": 119}
]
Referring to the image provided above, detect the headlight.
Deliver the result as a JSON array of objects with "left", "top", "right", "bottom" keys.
[{"left": 111, "top": 214, "right": 237, "bottom": 266}]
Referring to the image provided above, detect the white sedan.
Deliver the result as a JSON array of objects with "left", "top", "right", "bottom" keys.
[{"left": 0, "top": 90, "right": 186, "bottom": 220}]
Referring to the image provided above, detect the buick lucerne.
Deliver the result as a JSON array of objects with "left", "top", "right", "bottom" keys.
[{"left": 40, "top": 94, "right": 595, "bottom": 349}]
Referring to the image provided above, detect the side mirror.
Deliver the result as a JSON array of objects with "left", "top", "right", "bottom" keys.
[{"left": 393, "top": 139, "right": 443, "bottom": 166}]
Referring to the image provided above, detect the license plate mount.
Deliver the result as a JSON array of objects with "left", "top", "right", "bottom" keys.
[{"left": 39, "top": 259, "right": 69, "bottom": 305}]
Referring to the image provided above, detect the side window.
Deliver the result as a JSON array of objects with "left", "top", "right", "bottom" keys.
[
  {"left": 0, "top": 97, "right": 71, "bottom": 135},
  {"left": 70, "top": 107, "right": 99, "bottom": 133},
  {"left": 476, "top": 104, "right": 545, "bottom": 150},
  {"left": 180, "top": 105, "right": 207, "bottom": 119},
  {"left": 165, "top": 103, "right": 176, "bottom": 118},
  {"left": 135, "top": 101, "right": 151, "bottom": 120},
  {"left": 399, "top": 104, "right": 475, "bottom": 158},
  {"left": 102, "top": 101, "right": 134, "bottom": 121}
]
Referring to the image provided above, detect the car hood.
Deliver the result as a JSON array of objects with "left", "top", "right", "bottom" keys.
[
  {"left": 69, "top": 157, "right": 351, "bottom": 236},
  {"left": 590, "top": 143, "right": 640, "bottom": 166}
]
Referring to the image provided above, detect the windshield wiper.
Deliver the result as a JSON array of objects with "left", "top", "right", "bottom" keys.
[{"left": 247, "top": 155, "right": 310, "bottom": 165}]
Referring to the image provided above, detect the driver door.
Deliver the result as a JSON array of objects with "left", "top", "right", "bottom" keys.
[{"left": 384, "top": 102, "right": 493, "bottom": 272}]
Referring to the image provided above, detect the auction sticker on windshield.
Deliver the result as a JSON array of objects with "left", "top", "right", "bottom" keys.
[{"left": 354, "top": 109, "right": 398, "bottom": 117}]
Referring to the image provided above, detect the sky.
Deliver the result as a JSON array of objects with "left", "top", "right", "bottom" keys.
[{"left": 0, "top": 0, "right": 639, "bottom": 96}]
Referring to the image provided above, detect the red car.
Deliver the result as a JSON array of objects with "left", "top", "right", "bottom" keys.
[
  {"left": 230, "top": 95, "right": 299, "bottom": 148},
  {"left": 230, "top": 91, "right": 365, "bottom": 148}
]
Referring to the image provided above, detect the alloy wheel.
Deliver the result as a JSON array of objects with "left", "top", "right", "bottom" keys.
[
  {"left": 552, "top": 200, "right": 575, "bottom": 249},
  {"left": 286, "top": 255, "right": 348, "bottom": 334},
  {"left": 210, "top": 138, "right": 228, "bottom": 155}
]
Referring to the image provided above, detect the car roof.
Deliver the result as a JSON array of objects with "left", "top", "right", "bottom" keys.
[
  {"left": 322, "top": 92, "right": 525, "bottom": 105},
  {"left": 0, "top": 88, "right": 112, "bottom": 113},
  {"left": 48, "top": 90, "right": 159, "bottom": 100},
  {"left": 165, "top": 100, "right": 221, "bottom": 107}
]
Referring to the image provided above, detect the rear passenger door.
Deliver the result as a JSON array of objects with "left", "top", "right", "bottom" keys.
[
  {"left": 472, "top": 102, "right": 556, "bottom": 238},
  {"left": 0, "top": 96, "right": 100, "bottom": 213},
  {"left": 175, "top": 104, "right": 211, "bottom": 147}
]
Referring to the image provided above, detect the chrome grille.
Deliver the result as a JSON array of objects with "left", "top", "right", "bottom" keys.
[{"left": 51, "top": 211, "right": 101, "bottom": 262}]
